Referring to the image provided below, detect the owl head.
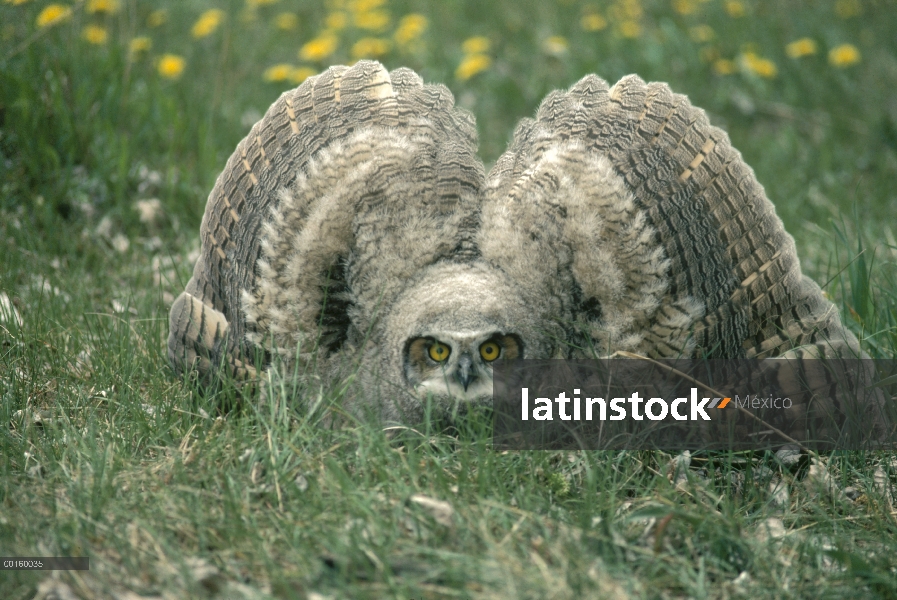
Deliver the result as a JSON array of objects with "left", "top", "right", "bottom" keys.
[
  {"left": 374, "top": 262, "right": 559, "bottom": 414},
  {"left": 403, "top": 330, "right": 523, "bottom": 400}
]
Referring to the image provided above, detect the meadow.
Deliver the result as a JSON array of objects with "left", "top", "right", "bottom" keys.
[{"left": 1, "top": 0, "right": 896, "bottom": 597}]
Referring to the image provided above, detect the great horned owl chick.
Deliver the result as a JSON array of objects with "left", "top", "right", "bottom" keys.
[{"left": 168, "top": 61, "right": 861, "bottom": 422}]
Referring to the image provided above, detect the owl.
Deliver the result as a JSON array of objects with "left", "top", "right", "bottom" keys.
[{"left": 168, "top": 61, "right": 861, "bottom": 422}]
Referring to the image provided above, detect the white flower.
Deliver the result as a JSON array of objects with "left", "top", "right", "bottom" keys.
[{"left": 134, "top": 198, "right": 163, "bottom": 224}]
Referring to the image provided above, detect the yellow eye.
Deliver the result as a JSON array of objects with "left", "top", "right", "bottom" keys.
[
  {"left": 480, "top": 341, "right": 500, "bottom": 361},
  {"left": 428, "top": 342, "right": 451, "bottom": 362}
]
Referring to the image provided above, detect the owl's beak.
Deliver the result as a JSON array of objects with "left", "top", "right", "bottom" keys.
[{"left": 454, "top": 354, "right": 475, "bottom": 392}]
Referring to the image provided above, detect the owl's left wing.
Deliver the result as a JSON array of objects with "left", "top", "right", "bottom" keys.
[{"left": 480, "top": 74, "right": 859, "bottom": 360}]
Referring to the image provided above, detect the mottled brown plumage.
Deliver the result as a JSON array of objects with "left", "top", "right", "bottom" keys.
[
  {"left": 482, "top": 73, "right": 857, "bottom": 362},
  {"left": 168, "top": 61, "right": 484, "bottom": 392},
  {"left": 168, "top": 62, "right": 861, "bottom": 422}
]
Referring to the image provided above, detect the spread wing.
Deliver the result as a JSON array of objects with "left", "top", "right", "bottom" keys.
[
  {"left": 480, "top": 74, "right": 859, "bottom": 360},
  {"left": 168, "top": 61, "right": 484, "bottom": 383}
]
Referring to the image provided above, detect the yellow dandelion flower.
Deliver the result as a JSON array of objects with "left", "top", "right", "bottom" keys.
[
  {"left": 713, "top": 58, "right": 736, "bottom": 75},
  {"left": 785, "top": 38, "right": 816, "bottom": 59},
  {"left": 157, "top": 54, "right": 185, "bottom": 79},
  {"left": 36, "top": 4, "right": 72, "bottom": 28},
  {"left": 81, "top": 25, "right": 107, "bottom": 44},
  {"left": 299, "top": 33, "right": 338, "bottom": 61},
  {"left": 148, "top": 10, "right": 167, "bottom": 27},
  {"left": 753, "top": 59, "right": 777, "bottom": 77},
  {"left": 290, "top": 66, "right": 317, "bottom": 84},
  {"left": 325, "top": 11, "right": 347, "bottom": 30},
  {"left": 580, "top": 13, "right": 607, "bottom": 31},
  {"left": 456, "top": 53, "right": 491, "bottom": 81},
  {"left": 673, "top": 0, "right": 698, "bottom": 15},
  {"left": 828, "top": 43, "right": 860, "bottom": 67},
  {"left": 192, "top": 9, "right": 226, "bottom": 39},
  {"left": 264, "top": 63, "right": 293, "bottom": 82},
  {"left": 129, "top": 36, "right": 151, "bottom": 55},
  {"left": 834, "top": 0, "right": 861, "bottom": 18},
  {"left": 741, "top": 52, "right": 777, "bottom": 78},
  {"left": 4, "top": 0, "right": 33, "bottom": 6},
  {"left": 689, "top": 24, "right": 714, "bottom": 43},
  {"left": 462, "top": 36, "right": 490, "bottom": 54},
  {"left": 354, "top": 10, "right": 389, "bottom": 31},
  {"left": 619, "top": 20, "right": 642, "bottom": 38},
  {"left": 542, "top": 36, "right": 568, "bottom": 56},
  {"left": 394, "top": 14, "right": 428, "bottom": 45},
  {"left": 275, "top": 12, "right": 298, "bottom": 30},
  {"left": 725, "top": 0, "right": 745, "bottom": 17},
  {"left": 351, "top": 37, "right": 390, "bottom": 59},
  {"left": 86, "top": 0, "right": 119, "bottom": 14},
  {"left": 247, "top": 0, "right": 280, "bottom": 6},
  {"left": 349, "top": 0, "right": 385, "bottom": 12}
]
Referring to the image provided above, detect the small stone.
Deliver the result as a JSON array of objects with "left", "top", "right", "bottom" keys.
[
  {"left": 769, "top": 479, "right": 789, "bottom": 507},
  {"left": 184, "top": 557, "right": 224, "bottom": 593},
  {"left": 410, "top": 494, "right": 454, "bottom": 527},
  {"left": 755, "top": 517, "right": 787, "bottom": 543},
  {"left": 873, "top": 466, "right": 893, "bottom": 503},
  {"left": 804, "top": 459, "right": 840, "bottom": 497},
  {"left": 775, "top": 444, "right": 802, "bottom": 467}
]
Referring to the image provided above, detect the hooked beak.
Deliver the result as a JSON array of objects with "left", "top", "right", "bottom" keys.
[{"left": 454, "top": 354, "right": 475, "bottom": 392}]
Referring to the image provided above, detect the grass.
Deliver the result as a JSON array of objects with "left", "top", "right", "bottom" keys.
[{"left": 1, "top": 0, "right": 896, "bottom": 597}]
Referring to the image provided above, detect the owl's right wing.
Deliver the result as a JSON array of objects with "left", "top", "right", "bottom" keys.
[
  {"left": 480, "top": 74, "right": 860, "bottom": 360},
  {"left": 169, "top": 61, "right": 484, "bottom": 384}
]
